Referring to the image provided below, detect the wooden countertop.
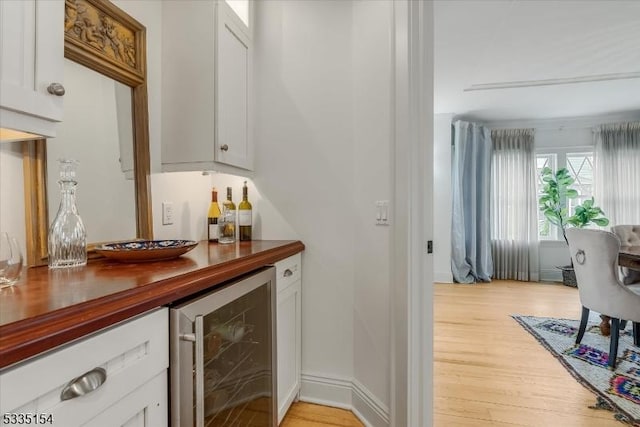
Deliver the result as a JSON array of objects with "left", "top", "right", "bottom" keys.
[
  {"left": 620, "top": 245, "right": 640, "bottom": 270},
  {"left": 0, "top": 240, "right": 304, "bottom": 369}
]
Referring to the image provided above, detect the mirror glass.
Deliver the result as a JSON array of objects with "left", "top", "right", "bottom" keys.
[{"left": 46, "top": 58, "right": 136, "bottom": 243}]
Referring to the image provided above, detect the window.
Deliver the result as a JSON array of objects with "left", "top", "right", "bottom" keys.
[{"left": 536, "top": 150, "right": 594, "bottom": 240}]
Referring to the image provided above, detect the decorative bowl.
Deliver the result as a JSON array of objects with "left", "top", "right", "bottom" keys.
[{"left": 95, "top": 240, "right": 198, "bottom": 263}]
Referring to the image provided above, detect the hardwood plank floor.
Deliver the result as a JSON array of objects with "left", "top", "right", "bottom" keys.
[
  {"left": 281, "top": 402, "right": 363, "bottom": 426},
  {"left": 435, "top": 280, "right": 622, "bottom": 426}
]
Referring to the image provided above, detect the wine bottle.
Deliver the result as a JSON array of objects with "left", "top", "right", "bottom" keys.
[
  {"left": 219, "top": 187, "right": 236, "bottom": 244},
  {"left": 207, "top": 188, "right": 221, "bottom": 242},
  {"left": 238, "top": 181, "right": 252, "bottom": 241}
]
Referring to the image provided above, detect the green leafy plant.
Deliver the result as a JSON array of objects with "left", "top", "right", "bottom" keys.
[{"left": 539, "top": 167, "right": 609, "bottom": 245}]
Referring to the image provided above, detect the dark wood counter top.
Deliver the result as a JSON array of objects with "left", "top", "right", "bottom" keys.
[{"left": 0, "top": 240, "right": 304, "bottom": 369}]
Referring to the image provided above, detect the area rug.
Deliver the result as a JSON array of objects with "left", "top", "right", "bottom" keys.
[{"left": 513, "top": 315, "right": 640, "bottom": 426}]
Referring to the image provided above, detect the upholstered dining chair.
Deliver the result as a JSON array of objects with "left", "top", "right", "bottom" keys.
[
  {"left": 567, "top": 228, "right": 640, "bottom": 369},
  {"left": 611, "top": 225, "right": 640, "bottom": 285}
]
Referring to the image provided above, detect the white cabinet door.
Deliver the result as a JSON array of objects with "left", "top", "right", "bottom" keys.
[
  {"left": 216, "top": 0, "right": 251, "bottom": 170},
  {"left": 83, "top": 372, "right": 168, "bottom": 427},
  {"left": 274, "top": 254, "right": 302, "bottom": 424},
  {"left": 161, "top": 0, "right": 252, "bottom": 174},
  {"left": 277, "top": 279, "right": 301, "bottom": 424},
  {"left": 0, "top": 0, "right": 64, "bottom": 138}
]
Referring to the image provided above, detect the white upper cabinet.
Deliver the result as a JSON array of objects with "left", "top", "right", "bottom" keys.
[
  {"left": 0, "top": 0, "right": 64, "bottom": 140},
  {"left": 161, "top": 0, "right": 253, "bottom": 174}
]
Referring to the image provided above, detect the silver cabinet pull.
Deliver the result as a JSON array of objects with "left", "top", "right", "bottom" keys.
[
  {"left": 220, "top": 144, "right": 229, "bottom": 152},
  {"left": 47, "top": 83, "right": 66, "bottom": 96},
  {"left": 60, "top": 367, "right": 107, "bottom": 401},
  {"left": 283, "top": 269, "right": 293, "bottom": 277}
]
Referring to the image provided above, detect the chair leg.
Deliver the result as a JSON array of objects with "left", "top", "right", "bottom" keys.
[
  {"left": 620, "top": 320, "right": 628, "bottom": 330},
  {"left": 576, "top": 306, "right": 589, "bottom": 344},
  {"left": 609, "top": 318, "right": 620, "bottom": 369},
  {"left": 634, "top": 322, "right": 640, "bottom": 346}
]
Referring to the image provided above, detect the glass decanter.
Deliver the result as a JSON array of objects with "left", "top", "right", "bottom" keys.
[{"left": 48, "top": 159, "right": 87, "bottom": 268}]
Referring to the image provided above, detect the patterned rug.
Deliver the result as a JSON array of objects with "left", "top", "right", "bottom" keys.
[{"left": 513, "top": 315, "right": 640, "bottom": 426}]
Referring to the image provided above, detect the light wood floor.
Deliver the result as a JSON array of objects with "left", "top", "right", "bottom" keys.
[
  {"left": 281, "top": 402, "right": 363, "bottom": 426},
  {"left": 282, "top": 280, "right": 622, "bottom": 426},
  {"left": 435, "top": 280, "right": 622, "bottom": 426}
]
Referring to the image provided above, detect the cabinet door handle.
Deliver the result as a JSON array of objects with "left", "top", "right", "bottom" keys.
[
  {"left": 47, "top": 83, "right": 66, "bottom": 96},
  {"left": 284, "top": 268, "right": 293, "bottom": 277},
  {"left": 60, "top": 367, "right": 107, "bottom": 401},
  {"left": 220, "top": 144, "right": 229, "bottom": 152}
]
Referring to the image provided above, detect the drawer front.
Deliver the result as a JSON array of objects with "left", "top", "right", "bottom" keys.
[
  {"left": 274, "top": 253, "right": 302, "bottom": 292},
  {"left": 0, "top": 308, "right": 168, "bottom": 426}
]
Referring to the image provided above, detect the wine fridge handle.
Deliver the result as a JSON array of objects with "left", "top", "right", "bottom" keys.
[{"left": 195, "top": 315, "right": 205, "bottom": 427}]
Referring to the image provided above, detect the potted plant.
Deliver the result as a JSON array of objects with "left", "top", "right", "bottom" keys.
[{"left": 539, "top": 167, "right": 609, "bottom": 286}]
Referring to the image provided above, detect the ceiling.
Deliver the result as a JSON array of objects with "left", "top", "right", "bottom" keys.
[{"left": 434, "top": 0, "right": 640, "bottom": 121}]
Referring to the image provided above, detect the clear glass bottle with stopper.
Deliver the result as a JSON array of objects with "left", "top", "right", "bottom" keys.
[{"left": 48, "top": 159, "right": 87, "bottom": 268}]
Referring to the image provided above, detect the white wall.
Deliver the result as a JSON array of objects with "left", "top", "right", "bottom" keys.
[
  {"left": 151, "top": 171, "right": 297, "bottom": 242},
  {"left": 253, "top": 0, "right": 357, "bottom": 395},
  {"left": 433, "top": 114, "right": 453, "bottom": 283},
  {"left": 352, "top": 1, "right": 392, "bottom": 423}
]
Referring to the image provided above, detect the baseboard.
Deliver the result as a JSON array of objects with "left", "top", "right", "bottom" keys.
[
  {"left": 300, "top": 373, "right": 353, "bottom": 409},
  {"left": 351, "top": 379, "right": 390, "bottom": 427},
  {"left": 540, "top": 268, "right": 562, "bottom": 282},
  {"left": 434, "top": 270, "right": 453, "bottom": 283},
  {"left": 300, "top": 373, "right": 390, "bottom": 427}
]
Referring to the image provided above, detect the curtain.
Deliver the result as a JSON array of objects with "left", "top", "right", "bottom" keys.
[
  {"left": 594, "top": 122, "right": 640, "bottom": 226},
  {"left": 490, "top": 129, "right": 539, "bottom": 281},
  {"left": 451, "top": 120, "right": 493, "bottom": 283}
]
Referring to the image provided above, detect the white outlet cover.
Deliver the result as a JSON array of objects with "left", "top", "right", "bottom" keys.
[{"left": 162, "top": 202, "right": 174, "bottom": 225}]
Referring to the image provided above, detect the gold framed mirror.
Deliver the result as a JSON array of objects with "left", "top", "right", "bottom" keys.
[{"left": 23, "top": 0, "right": 152, "bottom": 266}]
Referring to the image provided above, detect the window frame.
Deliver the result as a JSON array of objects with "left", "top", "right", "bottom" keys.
[{"left": 535, "top": 146, "right": 594, "bottom": 242}]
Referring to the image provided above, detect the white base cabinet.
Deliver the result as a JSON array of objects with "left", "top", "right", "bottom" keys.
[
  {"left": 275, "top": 253, "right": 302, "bottom": 424},
  {"left": 0, "top": 0, "right": 64, "bottom": 139},
  {"left": 0, "top": 308, "right": 168, "bottom": 427}
]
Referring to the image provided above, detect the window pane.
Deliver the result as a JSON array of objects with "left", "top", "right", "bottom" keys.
[
  {"left": 567, "top": 152, "right": 594, "bottom": 217},
  {"left": 536, "top": 153, "right": 557, "bottom": 239},
  {"left": 226, "top": 0, "right": 249, "bottom": 27}
]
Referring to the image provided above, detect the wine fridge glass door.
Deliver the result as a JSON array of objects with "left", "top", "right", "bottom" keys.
[{"left": 170, "top": 267, "right": 277, "bottom": 427}]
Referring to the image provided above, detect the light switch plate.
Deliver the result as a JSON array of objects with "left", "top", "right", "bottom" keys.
[
  {"left": 375, "top": 200, "right": 390, "bottom": 226},
  {"left": 162, "top": 202, "right": 174, "bottom": 225}
]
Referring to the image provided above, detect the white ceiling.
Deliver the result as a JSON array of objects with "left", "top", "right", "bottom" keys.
[{"left": 434, "top": 0, "right": 640, "bottom": 121}]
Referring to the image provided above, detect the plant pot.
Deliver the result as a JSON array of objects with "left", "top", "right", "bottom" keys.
[{"left": 558, "top": 265, "right": 577, "bottom": 287}]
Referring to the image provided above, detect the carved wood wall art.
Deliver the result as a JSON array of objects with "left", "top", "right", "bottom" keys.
[{"left": 64, "top": 0, "right": 145, "bottom": 86}]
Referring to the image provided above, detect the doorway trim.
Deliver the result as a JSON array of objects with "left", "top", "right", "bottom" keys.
[{"left": 390, "top": 1, "right": 434, "bottom": 426}]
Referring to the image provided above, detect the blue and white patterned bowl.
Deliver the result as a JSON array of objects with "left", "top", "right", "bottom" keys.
[{"left": 96, "top": 240, "right": 198, "bottom": 262}]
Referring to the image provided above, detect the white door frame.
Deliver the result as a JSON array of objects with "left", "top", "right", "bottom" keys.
[{"left": 390, "top": 1, "right": 434, "bottom": 426}]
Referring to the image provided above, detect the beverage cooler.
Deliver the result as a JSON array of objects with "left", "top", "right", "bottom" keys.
[{"left": 170, "top": 267, "right": 277, "bottom": 427}]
